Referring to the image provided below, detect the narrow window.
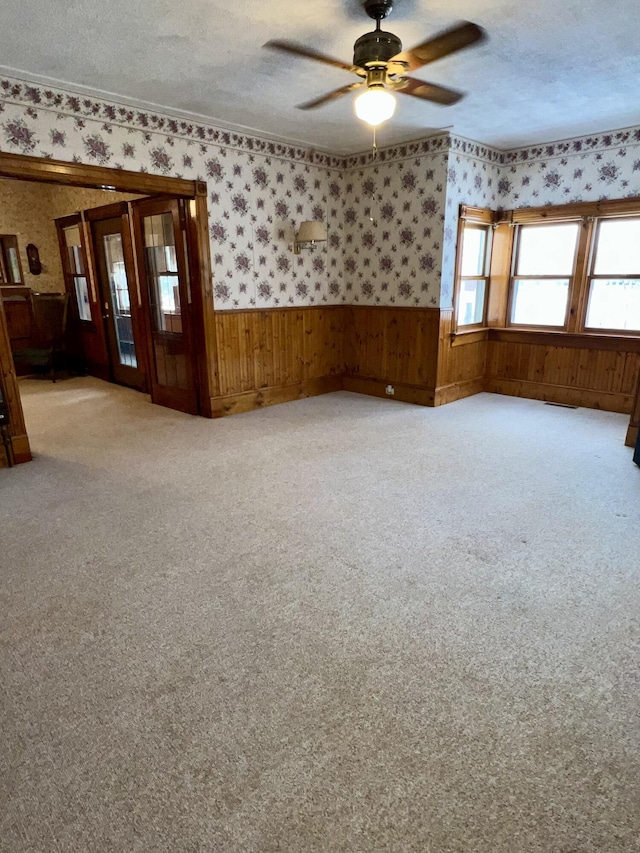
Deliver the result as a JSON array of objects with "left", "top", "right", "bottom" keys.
[
  {"left": 585, "top": 217, "right": 640, "bottom": 332},
  {"left": 456, "top": 221, "right": 491, "bottom": 327},
  {"left": 510, "top": 222, "right": 580, "bottom": 328},
  {"left": 0, "top": 235, "right": 24, "bottom": 285},
  {"left": 63, "top": 225, "right": 92, "bottom": 322}
]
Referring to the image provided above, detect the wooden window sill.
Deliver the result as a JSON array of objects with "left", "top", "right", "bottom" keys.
[
  {"left": 488, "top": 327, "right": 640, "bottom": 353},
  {"left": 450, "top": 327, "right": 490, "bottom": 346}
]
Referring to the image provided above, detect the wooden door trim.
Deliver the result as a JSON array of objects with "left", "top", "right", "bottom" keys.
[
  {"left": 0, "top": 150, "right": 202, "bottom": 197},
  {"left": 91, "top": 216, "right": 147, "bottom": 391},
  {"left": 0, "top": 299, "right": 31, "bottom": 465},
  {"left": 188, "top": 193, "right": 218, "bottom": 410},
  {"left": 132, "top": 197, "right": 199, "bottom": 414},
  {"left": 85, "top": 201, "right": 131, "bottom": 222}
]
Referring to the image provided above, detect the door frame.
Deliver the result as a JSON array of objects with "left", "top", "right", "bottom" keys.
[
  {"left": 89, "top": 206, "right": 148, "bottom": 392},
  {"left": 0, "top": 151, "right": 218, "bottom": 417}
]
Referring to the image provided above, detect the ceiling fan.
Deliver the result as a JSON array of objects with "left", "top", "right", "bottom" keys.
[{"left": 264, "top": 0, "right": 486, "bottom": 127}]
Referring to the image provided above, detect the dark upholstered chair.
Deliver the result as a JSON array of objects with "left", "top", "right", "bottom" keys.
[{"left": 12, "top": 292, "right": 69, "bottom": 382}]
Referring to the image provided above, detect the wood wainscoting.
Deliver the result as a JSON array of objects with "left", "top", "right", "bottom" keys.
[
  {"left": 485, "top": 330, "right": 640, "bottom": 414},
  {"left": 210, "top": 305, "right": 447, "bottom": 416},
  {"left": 436, "top": 311, "right": 488, "bottom": 405},
  {"left": 210, "top": 305, "right": 640, "bottom": 419},
  {"left": 210, "top": 306, "right": 345, "bottom": 417},
  {"left": 0, "top": 286, "right": 33, "bottom": 354},
  {"left": 343, "top": 305, "right": 439, "bottom": 405}
]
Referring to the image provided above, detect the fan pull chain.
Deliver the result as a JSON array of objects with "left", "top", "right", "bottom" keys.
[{"left": 372, "top": 126, "right": 378, "bottom": 161}]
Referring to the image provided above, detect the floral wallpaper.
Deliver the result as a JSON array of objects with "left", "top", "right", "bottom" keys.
[
  {"left": 0, "top": 77, "right": 343, "bottom": 310},
  {"left": 3, "top": 75, "right": 640, "bottom": 310},
  {"left": 342, "top": 142, "right": 449, "bottom": 307},
  {"left": 498, "top": 129, "right": 640, "bottom": 209},
  {"left": 440, "top": 148, "right": 501, "bottom": 307}
]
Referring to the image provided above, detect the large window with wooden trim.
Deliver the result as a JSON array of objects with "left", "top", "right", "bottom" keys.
[
  {"left": 509, "top": 222, "right": 580, "bottom": 328},
  {"left": 454, "top": 199, "right": 640, "bottom": 339}
]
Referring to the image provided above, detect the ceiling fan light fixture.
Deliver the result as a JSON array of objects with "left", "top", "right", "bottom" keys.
[{"left": 355, "top": 86, "right": 396, "bottom": 127}]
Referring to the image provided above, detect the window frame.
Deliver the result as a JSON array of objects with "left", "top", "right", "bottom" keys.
[
  {"left": 55, "top": 214, "right": 95, "bottom": 327},
  {"left": 582, "top": 215, "right": 640, "bottom": 335},
  {"left": 0, "top": 235, "right": 25, "bottom": 285},
  {"left": 453, "top": 206, "right": 494, "bottom": 334},
  {"left": 507, "top": 219, "right": 582, "bottom": 332},
  {"left": 488, "top": 198, "right": 640, "bottom": 341}
]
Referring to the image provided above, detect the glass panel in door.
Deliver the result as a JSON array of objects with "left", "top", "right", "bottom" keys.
[
  {"left": 103, "top": 232, "right": 137, "bottom": 368},
  {"left": 91, "top": 216, "right": 146, "bottom": 392},
  {"left": 135, "top": 198, "right": 198, "bottom": 415},
  {"left": 144, "top": 213, "right": 188, "bottom": 389}
]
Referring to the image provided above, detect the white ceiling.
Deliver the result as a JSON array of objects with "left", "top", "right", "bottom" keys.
[{"left": 2, "top": 0, "right": 640, "bottom": 155}]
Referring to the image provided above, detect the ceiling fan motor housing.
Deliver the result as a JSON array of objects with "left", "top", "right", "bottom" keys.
[
  {"left": 363, "top": 0, "right": 394, "bottom": 20},
  {"left": 353, "top": 29, "right": 402, "bottom": 67}
]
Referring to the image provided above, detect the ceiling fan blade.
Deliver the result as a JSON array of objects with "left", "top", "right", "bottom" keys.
[
  {"left": 297, "top": 82, "right": 365, "bottom": 110},
  {"left": 264, "top": 40, "right": 360, "bottom": 75},
  {"left": 397, "top": 76, "right": 464, "bottom": 106},
  {"left": 390, "top": 21, "right": 486, "bottom": 73}
]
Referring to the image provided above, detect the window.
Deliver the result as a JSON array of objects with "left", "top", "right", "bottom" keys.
[
  {"left": 510, "top": 222, "right": 580, "bottom": 327},
  {"left": 454, "top": 209, "right": 493, "bottom": 330},
  {"left": 61, "top": 223, "right": 92, "bottom": 322},
  {"left": 0, "top": 235, "right": 23, "bottom": 285},
  {"left": 143, "top": 213, "right": 181, "bottom": 334},
  {"left": 585, "top": 218, "right": 640, "bottom": 332},
  {"left": 454, "top": 198, "right": 640, "bottom": 340}
]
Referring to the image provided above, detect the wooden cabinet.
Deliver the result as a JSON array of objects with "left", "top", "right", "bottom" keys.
[{"left": 0, "top": 286, "right": 33, "bottom": 351}]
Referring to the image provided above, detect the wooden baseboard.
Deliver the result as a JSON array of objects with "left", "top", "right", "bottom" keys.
[
  {"left": 210, "top": 374, "right": 343, "bottom": 417},
  {"left": 0, "top": 432, "right": 31, "bottom": 467},
  {"left": 342, "top": 375, "right": 435, "bottom": 407},
  {"left": 434, "top": 377, "right": 485, "bottom": 406},
  {"left": 485, "top": 377, "right": 633, "bottom": 414},
  {"left": 625, "top": 424, "right": 638, "bottom": 448}
]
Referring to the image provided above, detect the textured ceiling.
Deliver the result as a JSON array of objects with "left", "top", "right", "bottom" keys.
[{"left": 2, "top": 0, "right": 640, "bottom": 155}]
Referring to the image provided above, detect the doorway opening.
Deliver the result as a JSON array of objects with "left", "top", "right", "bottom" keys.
[{"left": 0, "top": 151, "right": 215, "bottom": 463}]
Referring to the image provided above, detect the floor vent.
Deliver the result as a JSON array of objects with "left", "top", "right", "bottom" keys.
[{"left": 544, "top": 401, "right": 578, "bottom": 409}]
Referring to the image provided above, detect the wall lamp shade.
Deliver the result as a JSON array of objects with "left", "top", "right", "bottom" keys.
[
  {"left": 355, "top": 87, "right": 396, "bottom": 127},
  {"left": 294, "top": 220, "right": 327, "bottom": 254}
]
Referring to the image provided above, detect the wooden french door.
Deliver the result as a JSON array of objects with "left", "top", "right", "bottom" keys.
[
  {"left": 91, "top": 214, "right": 146, "bottom": 391},
  {"left": 133, "top": 198, "right": 199, "bottom": 415}
]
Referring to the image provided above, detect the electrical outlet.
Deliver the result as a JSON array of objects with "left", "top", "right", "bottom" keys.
[{"left": 385, "top": 385, "right": 395, "bottom": 396}]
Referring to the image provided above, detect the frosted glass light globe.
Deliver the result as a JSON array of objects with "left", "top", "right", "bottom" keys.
[{"left": 355, "top": 87, "right": 396, "bottom": 127}]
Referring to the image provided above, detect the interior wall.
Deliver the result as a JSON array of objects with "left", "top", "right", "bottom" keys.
[
  {"left": 0, "top": 76, "right": 344, "bottom": 311},
  {"left": 441, "top": 143, "right": 502, "bottom": 308},
  {"left": 2, "top": 74, "right": 640, "bottom": 418},
  {"left": 0, "top": 178, "right": 140, "bottom": 292},
  {"left": 47, "top": 183, "right": 141, "bottom": 220},
  {"left": 0, "top": 179, "right": 63, "bottom": 291},
  {"left": 499, "top": 129, "right": 640, "bottom": 209},
  {"left": 342, "top": 139, "right": 449, "bottom": 308}
]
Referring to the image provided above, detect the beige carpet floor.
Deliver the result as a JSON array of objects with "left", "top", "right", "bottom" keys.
[{"left": 1, "top": 377, "right": 639, "bottom": 853}]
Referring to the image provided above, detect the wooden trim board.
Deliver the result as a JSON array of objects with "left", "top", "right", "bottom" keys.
[
  {"left": 485, "top": 377, "right": 634, "bottom": 414},
  {"left": 210, "top": 375, "right": 342, "bottom": 417}
]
